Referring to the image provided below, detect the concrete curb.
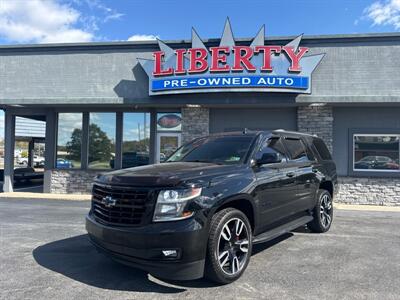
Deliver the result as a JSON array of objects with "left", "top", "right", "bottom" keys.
[
  {"left": 0, "top": 192, "right": 91, "bottom": 201},
  {"left": 334, "top": 203, "right": 400, "bottom": 212}
]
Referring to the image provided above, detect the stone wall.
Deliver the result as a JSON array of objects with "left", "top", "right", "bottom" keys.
[
  {"left": 181, "top": 106, "right": 210, "bottom": 144},
  {"left": 50, "top": 169, "right": 102, "bottom": 194},
  {"left": 336, "top": 176, "right": 400, "bottom": 206},
  {"left": 297, "top": 105, "right": 333, "bottom": 152}
]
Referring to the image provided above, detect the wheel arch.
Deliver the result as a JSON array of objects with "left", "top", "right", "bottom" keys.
[
  {"left": 214, "top": 195, "right": 257, "bottom": 232},
  {"left": 319, "top": 180, "right": 333, "bottom": 197}
]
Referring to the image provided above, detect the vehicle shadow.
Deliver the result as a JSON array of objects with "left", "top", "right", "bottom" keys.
[
  {"left": 33, "top": 231, "right": 297, "bottom": 291},
  {"left": 32, "top": 234, "right": 186, "bottom": 294},
  {"left": 162, "top": 232, "right": 295, "bottom": 288}
]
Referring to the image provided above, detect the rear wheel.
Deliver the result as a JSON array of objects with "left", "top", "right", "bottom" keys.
[
  {"left": 308, "top": 189, "right": 333, "bottom": 233},
  {"left": 205, "top": 208, "right": 252, "bottom": 284}
]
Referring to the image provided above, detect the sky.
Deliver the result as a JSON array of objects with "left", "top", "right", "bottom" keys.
[
  {"left": 0, "top": 0, "right": 399, "bottom": 45},
  {"left": 0, "top": 0, "right": 400, "bottom": 140}
]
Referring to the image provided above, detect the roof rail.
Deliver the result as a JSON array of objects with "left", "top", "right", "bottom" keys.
[{"left": 272, "top": 129, "right": 317, "bottom": 137}]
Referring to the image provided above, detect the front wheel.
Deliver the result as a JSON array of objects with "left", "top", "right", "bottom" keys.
[
  {"left": 308, "top": 189, "right": 333, "bottom": 233},
  {"left": 205, "top": 208, "right": 252, "bottom": 284}
]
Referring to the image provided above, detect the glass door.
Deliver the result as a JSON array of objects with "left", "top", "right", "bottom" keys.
[{"left": 156, "top": 133, "right": 181, "bottom": 163}]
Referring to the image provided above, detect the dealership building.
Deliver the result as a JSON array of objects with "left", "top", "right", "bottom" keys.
[{"left": 0, "top": 21, "right": 399, "bottom": 205}]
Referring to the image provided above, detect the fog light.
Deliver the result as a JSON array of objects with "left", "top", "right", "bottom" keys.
[{"left": 162, "top": 249, "right": 178, "bottom": 258}]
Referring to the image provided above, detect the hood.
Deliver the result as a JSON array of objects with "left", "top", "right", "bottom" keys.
[{"left": 96, "top": 162, "right": 244, "bottom": 187}]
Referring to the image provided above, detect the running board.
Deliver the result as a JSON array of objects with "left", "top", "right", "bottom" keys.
[{"left": 252, "top": 215, "right": 313, "bottom": 244}]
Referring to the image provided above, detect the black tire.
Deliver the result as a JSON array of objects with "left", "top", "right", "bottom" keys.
[
  {"left": 308, "top": 189, "right": 333, "bottom": 233},
  {"left": 204, "top": 208, "right": 253, "bottom": 284}
]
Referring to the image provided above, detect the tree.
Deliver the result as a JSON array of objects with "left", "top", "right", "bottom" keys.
[
  {"left": 66, "top": 124, "right": 112, "bottom": 163},
  {"left": 66, "top": 128, "right": 82, "bottom": 161}
]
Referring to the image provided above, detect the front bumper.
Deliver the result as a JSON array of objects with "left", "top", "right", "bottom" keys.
[{"left": 85, "top": 213, "right": 208, "bottom": 280}]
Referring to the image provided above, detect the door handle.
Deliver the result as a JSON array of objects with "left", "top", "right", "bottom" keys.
[{"left": 286, "top": 172, "right": 295, "bottom": 178}]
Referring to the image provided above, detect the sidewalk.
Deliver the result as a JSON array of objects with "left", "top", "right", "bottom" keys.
[
  {"left": 0, "top": 192, "right": 91, "bottom": 201},
  {"left": 0, "top": 192, "right": 399, "bottom": 212}
]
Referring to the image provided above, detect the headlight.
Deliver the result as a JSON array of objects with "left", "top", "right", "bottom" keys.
[{"left": 153, "top": 187, "right": 202, "bottom": 222}]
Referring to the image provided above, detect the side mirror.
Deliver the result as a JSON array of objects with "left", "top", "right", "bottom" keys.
[{"left": 255, "top": 152, "right": 282, "bottom": 165}]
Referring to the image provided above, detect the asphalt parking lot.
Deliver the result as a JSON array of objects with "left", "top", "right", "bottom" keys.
[{"left": 0, "top": 199, "right": 399, "bottom": 300}]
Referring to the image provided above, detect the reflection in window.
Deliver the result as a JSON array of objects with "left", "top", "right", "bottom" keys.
[
  {"left": 118, "top": 113, "right": 150, "bottom": 169},
  {"left": 57, "top": 113, "right": 82, "bottom": 169},
  {"left": 89, "top": 113, "right": 116, "bottom": 169},
  {"left": 157, "top": 113, "right": 182, "bottom": 131},
  {"left": 167, "top": 136, "right": 253, "bottom": 165},
  {"left": 354, "top": 135, "right": 400, "bottom": 171},
  {"left": 284, "top": 138, "right": 308, "bottom": 161},
  {"left": 256, "top": 138, "right": 287, "bottom": 162}
]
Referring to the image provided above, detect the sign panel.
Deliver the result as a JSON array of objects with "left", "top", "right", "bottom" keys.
[{"left": 138, "top": 19, "right": 324, "bottom": 96}]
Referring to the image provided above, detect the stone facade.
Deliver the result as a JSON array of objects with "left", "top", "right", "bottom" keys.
[
  {"left": 297, "top": 105, "right": 333, "bottom": 152},
  {"left": 336, "top": 176, "right": 400, "bottom": 206},
  {"left": 50, "top": 169, "right": 101, "bottom": 194},
  {"left": 181, "top": 106, "right": 210, "bottom": 144}
]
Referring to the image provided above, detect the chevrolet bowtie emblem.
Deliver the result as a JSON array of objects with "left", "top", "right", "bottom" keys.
[{"left": 102, "top": 195, "right": 117, "bottom": 208}]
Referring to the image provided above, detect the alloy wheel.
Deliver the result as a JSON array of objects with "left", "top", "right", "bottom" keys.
[
  {"left": 217, "top": 218, "right": 250, "bottom": 276},
  {"left": 320, "top": 194, "right": 332, "bottom": 228}
]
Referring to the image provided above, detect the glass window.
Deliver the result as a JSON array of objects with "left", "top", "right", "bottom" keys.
[
  {"left": 120, "top": 113, "right": 150, "bottom": 169},
  {"left": 354, "top": 135, "right": 400, "bottom": 171},
  {"left": 157, "top": 113, "right": 182, "bottom": 131},
  {"left": 313, "top": 138, "right": 332, "bottom": 160},
  {"left": 57, "top": 113, "right": 82, "bottom": 169},
  {"left": 283, "top": 138, "right": 309, "bottom": 161},
  {"left": 89, "top": 113, "right": 116, "bottom": 169},
  {"left": 255, "top": 137, "right": 287, "bottom": 162},
  {"left": 167, "top": 135, "right": 254, "bottom": 165}
]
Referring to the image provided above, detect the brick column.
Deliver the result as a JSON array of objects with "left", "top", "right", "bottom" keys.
[
  {"left": 297, "top": 105, "right": 333, "bottom": 153},
  {"left": 181, "top": 107, "right": 209, "bottom": 144}
]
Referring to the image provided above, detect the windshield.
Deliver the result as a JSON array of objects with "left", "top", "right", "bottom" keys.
[{"left": 167, "top": 135, "right": 255, "bottom": 165}]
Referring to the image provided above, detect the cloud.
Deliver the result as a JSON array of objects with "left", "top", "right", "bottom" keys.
[
  {"left": 363, "top": 0, "right": 400, "bottom": 29},
  {"left": 0, "top": 0, "right": 93, "bottom": 43},
  {"left": 128, "top": 34, "right": 159, "bottom": 41},
  {"left": 78, "top": 0, "right": 124, "bottom": 24}
]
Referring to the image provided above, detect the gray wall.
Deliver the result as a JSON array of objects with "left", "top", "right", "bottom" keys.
[
  {"left": 0, "top": 36, "right": 400, "bottom": 105},
  {"left": 333, "top": 107, "right": 400, "bottom": 176},
  {"left": 209, "top": 108, "right": 297, "bottom": 133}
]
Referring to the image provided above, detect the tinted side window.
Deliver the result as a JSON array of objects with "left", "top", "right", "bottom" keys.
[
  {"left": 313, "top": 138, "right": 332, "bottom": 160},
  {"left": 283, "top": 138, "right": 308, "bottom": 161},
  {"left": 256, "top": 137, "right": 287, "bottom": 162}
]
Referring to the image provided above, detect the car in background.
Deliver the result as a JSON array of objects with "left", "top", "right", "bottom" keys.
[
  {"left": 354, "top": 155, "right": 399, "bottom": 170},
  {"left": 14, "top": 167, "right": 44, "bottom": 183},
  {"left": 17, "top": 155, "right": 45, "bottom": 167},
  {"left": 110, "top": 152, "right": 149, "bottom": 169},
  {"left": 56, "top": 158, "right": 74, "bottom": 169}
]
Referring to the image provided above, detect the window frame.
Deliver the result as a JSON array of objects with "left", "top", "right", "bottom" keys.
[{"left": 349, "top": 128, "right": 400, "bottom": 177}]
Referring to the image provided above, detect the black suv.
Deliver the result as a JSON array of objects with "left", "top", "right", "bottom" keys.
[{"left": 86, "top": 130, "right": 337, "bottom": 284}]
